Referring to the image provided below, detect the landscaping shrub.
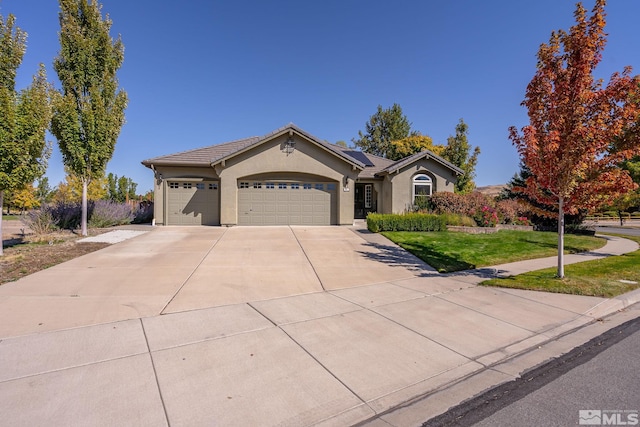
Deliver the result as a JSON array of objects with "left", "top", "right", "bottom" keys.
[
  {"left": 49, "top": 202, "right": 83, "bottom": 229},
  {"left": 88, "top": 200, "right": 134, "bottom": 228},
  {"left": 133, "top": 201, "right": 154, "bottom": 224},
  {"left": 428, "top": 192, "right": 471, "bottom": 215},
  {"left": 566, "top": 223, "right": 596, "bottom": 236},
  {"left": 21, "top": 207, "right": 56, "bottom": 235},
  {"left": 496, "top": 199, "right": 528, "bottom": 225},
  {"left": 440, "top": 213, "right": 477, "bottom": 227},
  {"left": 428, "top": 192, "right": 531, "bottom": 227},
  {"left": 473, "top": 205, "right": 500, "bottom": 227},
  {"left": 367, "top": 213, "right": 446, "bottom": 232},
  {"left": 412, "top": 195, "right": 431, "bottom": 212}
]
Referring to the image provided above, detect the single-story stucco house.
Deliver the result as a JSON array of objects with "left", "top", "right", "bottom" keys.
[{"left": 141, "top": 123, "right": 462, "bottom": 226}]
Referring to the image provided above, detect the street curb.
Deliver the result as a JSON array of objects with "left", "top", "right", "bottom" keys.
[
  {"left": 586, "top": 287, "right": 640, "bottom": 319},
  {"left": 356, "top": 289, "right": 640, "bottom": 427},
  {"left": 421, "top": 314, "right": 640, "bottom": 427}
]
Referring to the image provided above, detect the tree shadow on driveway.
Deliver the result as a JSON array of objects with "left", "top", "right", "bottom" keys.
[{"left": 356, "top": 241, "right": 471, "bottom": 277}]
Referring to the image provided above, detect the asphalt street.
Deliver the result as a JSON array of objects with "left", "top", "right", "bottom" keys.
[
  {"left": 423, "top": 306, "right": 640, "bottom": 427},
  {"left": 596, "top": 226, "right": 640, "bottom": 237}
]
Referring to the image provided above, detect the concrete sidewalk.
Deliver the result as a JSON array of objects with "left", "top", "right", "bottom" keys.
[{"left": 0, "top": 226, "right": 638, "bottom": 426}]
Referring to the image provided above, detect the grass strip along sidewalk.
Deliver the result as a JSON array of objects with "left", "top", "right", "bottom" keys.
[
  {"left": 481, "top": 234, "right": 640, "bottom": 297},
  {"left": 382, "top": 230, "right": 604, "bottom": 273},
  {"left": 382, "top": 230, "right": 640, "bottom": 298}
]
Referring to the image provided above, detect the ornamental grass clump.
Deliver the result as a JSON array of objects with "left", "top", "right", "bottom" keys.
[{"left": 21, "top": 207, "right": 56, "bottom": 235}]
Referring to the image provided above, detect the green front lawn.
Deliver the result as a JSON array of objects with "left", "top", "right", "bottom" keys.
[
  {"left": 481, "top": 234, "right": 640, "bottom": 297},
  {"left": 382, "top": 230, "right": 604, "bottom": 273}
]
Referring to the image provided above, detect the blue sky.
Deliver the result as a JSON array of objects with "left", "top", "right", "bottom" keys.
[{"left": 2, "top": 0, "right": 639, "bottom": 193}]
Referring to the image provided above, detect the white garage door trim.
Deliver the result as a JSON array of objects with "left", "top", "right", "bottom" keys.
[{"left": 238, "top": 180, "right": 336, "bottom": 225}]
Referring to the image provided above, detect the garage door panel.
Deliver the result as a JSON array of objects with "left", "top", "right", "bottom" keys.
[
  {"left": 167, "top": 181, "right": 220, "bottom": 226},
  {"left": 238, "top": 180, "right": 335, "bottom": 226}
]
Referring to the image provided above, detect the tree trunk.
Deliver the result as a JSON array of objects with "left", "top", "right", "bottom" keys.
[
  {"left": 81, "top": 179, "right": 88, "bottom": 236},
  {"left": 557, "top": 197, "right": 565, "bottom": 278},
  {"left": 0, "top": 190, "right": 4, "bottom": 256}
]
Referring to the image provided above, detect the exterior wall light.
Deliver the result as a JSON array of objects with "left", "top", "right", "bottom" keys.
[{"left": 285, "top": 136, "right": 295, "bottom": 154}]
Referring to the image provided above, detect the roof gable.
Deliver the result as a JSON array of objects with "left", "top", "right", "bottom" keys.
[
  {"left": 209, "top": 123, "right": 365, "bottom": 169},
  {"left": 380, "top": 149, "right": 463, "bottom": 176}
]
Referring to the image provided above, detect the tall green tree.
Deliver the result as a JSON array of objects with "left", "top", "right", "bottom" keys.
[
  {"left": 0, "top": 14, "right": 52, "bottom": 255},
  {"left": 388, "top": 134, "right": 444, "bottom": 161},
  {"left": 35, "top": 177, "right": 56, "bottom": 204},
  {"left": 51, "top": 0, "right": 128, "bottom": 236},
  {"left": 442, "top": 119, "right": 480, "bottom": 194},
  {"left": 352, "top": 103, "right": 414, "bottom": 158},
  {"left": 106, "top": 172, "right": 137, "bottom": 202}
]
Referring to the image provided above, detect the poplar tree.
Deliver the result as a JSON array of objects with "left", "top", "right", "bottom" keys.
[
  {"left": 0, "top": 14, "right": 52, "bottom": 255},
  {"left": 51, "top": 0, "right": 127, "bottom": 236}
]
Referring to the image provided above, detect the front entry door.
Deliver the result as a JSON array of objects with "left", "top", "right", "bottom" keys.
[{"left": 354, "top": 183, "right": 374, "bottom": 219}]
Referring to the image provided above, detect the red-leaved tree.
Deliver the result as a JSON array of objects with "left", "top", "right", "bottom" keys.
[{"left": 509, "top": 0, "right": 640, "bottom": 277}]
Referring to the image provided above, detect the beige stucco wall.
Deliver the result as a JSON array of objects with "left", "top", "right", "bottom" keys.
[
  {"left": 385, "top": 158, "right": 458, "bottom": 214},
  {"left": 214, "top": 133, "right": 357, "bottom": 226},
  {"left": 147, "top": 135, "right": 459, "bottom": 224}
]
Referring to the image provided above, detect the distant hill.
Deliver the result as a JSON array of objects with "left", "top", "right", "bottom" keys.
[{"left": 476, "top": 184, "right": 506, "bottom": 197}]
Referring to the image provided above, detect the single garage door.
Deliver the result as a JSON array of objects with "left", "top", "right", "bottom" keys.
[
  {"left": 238, "top": 180, "right": 336, "bottom": 225},
  {"left": 167, "top": 181, "right": 220, "bottom": 225}
]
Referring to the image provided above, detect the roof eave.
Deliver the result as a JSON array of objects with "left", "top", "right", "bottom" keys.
[
  {"left": 380, "top": 150, "right": 464, "bottom": 176},
  {"left": 141, "top": 160, "right": 212, "bottom": 168}
]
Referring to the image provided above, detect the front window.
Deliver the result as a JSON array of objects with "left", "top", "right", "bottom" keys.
[{"left": 412, "top": 174, "right": 432, "bottom": 204}]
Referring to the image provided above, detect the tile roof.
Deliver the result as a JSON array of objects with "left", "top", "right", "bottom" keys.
[
  {"left": 142, "top": 123, "right": 366, "bottom": 169},
  {"left": 333, "top": 148, "right": 394, "bottom": 179},
  {"left": 141, "top": 123, "right": 461, "bottom": 178},
  {"left": 141, "top": 137, "right": 260, "bottom": 167}
]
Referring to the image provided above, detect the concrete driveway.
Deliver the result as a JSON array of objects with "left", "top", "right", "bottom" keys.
[
  {"left": 0, "top": 226, "right": 432, "bottom": 337},
  {"left": 0, "top": 225, "right": 638, "bottom": 426}
]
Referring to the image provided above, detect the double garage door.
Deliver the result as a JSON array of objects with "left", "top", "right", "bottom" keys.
[
  {"left": 166, "top": 181, "right": 220, "bottom": 225},
  {"left": 238, "top": 180, "right": 336, "bottom": 226}
]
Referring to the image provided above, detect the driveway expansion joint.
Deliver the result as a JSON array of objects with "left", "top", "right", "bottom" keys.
[
  {"left": 159, "top": 227, "right": 228, "bottom": 315},
  {"left": 138, "top": 319, "right": 171, "bottom": 426}
]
